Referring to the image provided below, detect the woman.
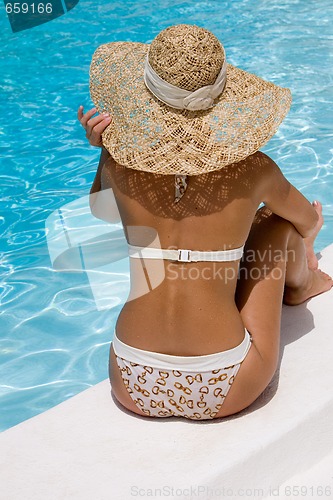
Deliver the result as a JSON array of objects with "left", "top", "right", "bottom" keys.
[{"left": 78, "top": 25, "right": 332, "bottom": 420}]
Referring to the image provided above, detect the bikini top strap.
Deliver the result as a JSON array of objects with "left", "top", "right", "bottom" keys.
[{"left": 127, "top": 244, "right": 244, "bottom": 262}]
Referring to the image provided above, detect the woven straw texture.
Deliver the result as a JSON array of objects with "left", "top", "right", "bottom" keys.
[
  {"left": 89, "top": 25, "right": 292, "bottom": 176},
  {"left": 148, "top": 25, "right": 225, "bottom": 91}
]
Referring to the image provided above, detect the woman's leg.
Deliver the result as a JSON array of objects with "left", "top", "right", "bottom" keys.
[{"left": 214, "top": 203, "right": 332, "bottom": 418}]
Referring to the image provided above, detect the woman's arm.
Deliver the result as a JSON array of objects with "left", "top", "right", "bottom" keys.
[
  {"left": 77, "top": 105, "right": 112, "bottom": 198},
  {"left": 90, "top": 146, "right": 111, "bottom": 201},
  {"left": 88, "top": 149, "right": 121, "bottom": 224},
  {"left": 260, "top": 153, "right": 318, "bottom": 238},
  {"left": 77, "top": 105, "right": 120, "bottom": 221}
]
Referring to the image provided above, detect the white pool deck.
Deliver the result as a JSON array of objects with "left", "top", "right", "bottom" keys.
[{"left": 1, "top": 244, "right": 333, "bottom": 500}]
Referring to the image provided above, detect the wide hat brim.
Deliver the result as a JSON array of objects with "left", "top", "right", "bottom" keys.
[{"left": 89, "top": 42, "right": 292, "bottom": 175}]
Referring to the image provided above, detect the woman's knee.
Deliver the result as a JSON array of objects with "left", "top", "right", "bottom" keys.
[
  {"left": 246, "top": 209, "right": 297, "bottom": 264},
  {"left": 254, "top": 206, "right": 294, "bottom": 235}
]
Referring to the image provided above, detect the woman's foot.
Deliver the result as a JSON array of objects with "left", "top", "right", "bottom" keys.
[
  {"left": 284, "top": 268, "right": 333, "bottom": 305},
  {"left": 304, "top": 201, "right": 324, "bottom": 270}
]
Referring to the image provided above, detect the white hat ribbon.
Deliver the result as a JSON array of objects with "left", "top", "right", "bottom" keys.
[{"left": 144, "top": 54, "right": 227, "bottom": 111}]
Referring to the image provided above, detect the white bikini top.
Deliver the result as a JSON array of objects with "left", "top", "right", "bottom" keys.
[{"left": 127, "top": 243, "right": 244, "bottom": 262}]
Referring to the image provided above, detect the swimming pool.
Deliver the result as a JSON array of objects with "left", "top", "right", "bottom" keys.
[{"left": 1, "top": 0, "right": 332, "bottom": 431}]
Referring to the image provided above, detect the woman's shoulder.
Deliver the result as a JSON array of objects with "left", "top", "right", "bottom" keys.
[
  {"left": 245, "top": 151, "right": 282, "bottom": 183},
  {"left": 226, "top": 151, "right": 279, "bottom": 184},
  {"left": 247, "top": 150, "right": 278, "bottom": 168}
]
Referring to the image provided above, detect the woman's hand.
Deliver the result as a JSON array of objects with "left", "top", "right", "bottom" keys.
[{"left": 77, "top": 105, "right": 112, "bottom": 147}]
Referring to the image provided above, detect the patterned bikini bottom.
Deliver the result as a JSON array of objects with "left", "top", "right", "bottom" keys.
[{"left": 112, "top": 330, "right": 252, "bottom": 420}]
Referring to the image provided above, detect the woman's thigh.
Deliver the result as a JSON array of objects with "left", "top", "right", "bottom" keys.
[{"left": 214, "top": 209, "right": 291, "bottom": 418}]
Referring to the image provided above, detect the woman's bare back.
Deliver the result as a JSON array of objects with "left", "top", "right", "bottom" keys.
[{"left": 101, "top": 151, "right": 271, "bottom": 356}]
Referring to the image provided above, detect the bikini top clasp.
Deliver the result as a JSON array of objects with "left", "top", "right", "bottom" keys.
[{"left": 178, "top": 249, "right": 192, "bottom": 262}]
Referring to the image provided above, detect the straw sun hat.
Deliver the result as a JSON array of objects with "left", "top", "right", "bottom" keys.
[{"left": 89, "top": 24, "right": 291, "bottom": 180}]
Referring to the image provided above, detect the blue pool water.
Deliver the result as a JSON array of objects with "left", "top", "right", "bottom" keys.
[{"left": 1, "top": 0, "right": 332, "bottom": 431}]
